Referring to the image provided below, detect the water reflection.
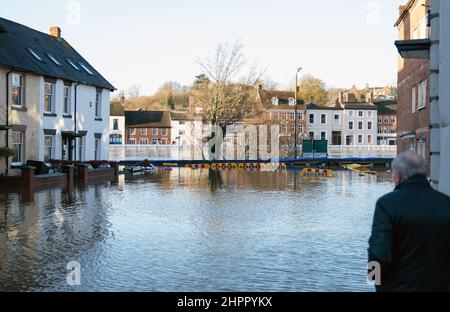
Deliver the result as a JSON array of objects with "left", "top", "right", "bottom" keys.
[{"left": 0, "top": 169, "right": 393, "bottom": 291}]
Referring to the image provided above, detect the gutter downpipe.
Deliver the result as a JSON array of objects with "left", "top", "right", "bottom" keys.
[
  {"left": 74, "top": 82, "right": 81, "bottom": 161},
  {"left": 5, "top": 70, "right": 13, "bottom": 175}
]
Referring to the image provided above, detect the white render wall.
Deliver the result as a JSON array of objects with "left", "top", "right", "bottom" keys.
[
  {"left": 40, "top": 78, "right": 110, "bottom": 161},
  {"left": 109, "top": 116, "right": 125, "bottom": 145},
  {"left": 306, "top": 110, "right": 343, "bottom": 143},
  {"left": 342, "top": 109, "right": 378, "bottom": 146},
  {"left": 430, "top": 0, "right": 450, "bottom": 195}
]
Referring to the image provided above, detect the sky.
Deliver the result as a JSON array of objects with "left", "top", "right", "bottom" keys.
[{"left": 1, "top": 0, "right": 405, "bottom": 95}]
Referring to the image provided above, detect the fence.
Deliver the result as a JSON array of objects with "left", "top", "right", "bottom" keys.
[{"left": 110, "top": 144, "right": 398, "bottom": 161}]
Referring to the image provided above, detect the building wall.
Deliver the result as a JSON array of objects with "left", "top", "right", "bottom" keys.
[
  {"left": 40, "top": 81, "right": 110, "bottom": 161},
  {"left": 109, "top": 116, "right": 125, "bottom": 145},
  {"left": 306, "top": 110, "right": 343, "bottom": 144},
  {"left": 0, "top": 68, "right": 6, "bottom": 175},
  {"left": 377, "top": 114, "right": 397, "bottom": 145},
  {"left": 342, "top": 109, "right": 378, "bottom": 145},
  {"left": 126, "top": 127, "right": 171, "bottom": 145},
  {"left": 396, "top": 0, "right": 430, "bottom": 168},
  {"left": 171, "top": 120, "right": 191, "bottom": 146}
]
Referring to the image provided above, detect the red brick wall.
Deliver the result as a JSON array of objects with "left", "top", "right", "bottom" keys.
[{"left": 126, "top": 127, "right": 172, "bottom": 145}]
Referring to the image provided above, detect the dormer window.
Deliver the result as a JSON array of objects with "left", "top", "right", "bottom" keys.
[
  {"left": 47, "top": 54, "right": 61, "bottom": 66},
  {"left": 288, "top": 98, "right": 296, "bottom": 106},
  {"left": 67, "top": 59, "right": 80, "bottom": 70},
  {"left": 27, "top": 48, "right": 43, "bottom": 61},
  {"left": 271, "top": 97, "right": 279, "bottom": 106},
  {"left": 79, "top": 62, "right": 94, "bottom": 75}
]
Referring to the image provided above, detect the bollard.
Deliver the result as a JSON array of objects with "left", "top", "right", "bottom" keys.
[
  {"left": 78, "top": 164, "right": 89, "bottom": 186},
  {"left": 20, "top": 166, "right": 36, "bottom": 188},
  {"left": 62, "top": 165, "right": 75, "bottom": 189}
]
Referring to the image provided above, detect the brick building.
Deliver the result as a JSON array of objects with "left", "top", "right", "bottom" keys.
[
  {"left": 375, "top": 101, "right": 398, "bottom": 146},
  {"left": 125, "top": 111, "right": 171, "bottom": 145},
  {"left": 395, "top": 0, "right": 430, "bottom": 165}
]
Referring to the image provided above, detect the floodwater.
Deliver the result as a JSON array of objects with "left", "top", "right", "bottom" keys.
[{"left": 0, "top": 169, "right": 393, "bottom": 292}]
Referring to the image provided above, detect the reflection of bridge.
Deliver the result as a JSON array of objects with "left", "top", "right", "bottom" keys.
[{"left": 110, "top": 145, "right": 397, "bottom": 162}]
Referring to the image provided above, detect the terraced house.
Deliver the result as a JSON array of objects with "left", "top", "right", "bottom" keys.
[{"left": 0, "top": 17, "right": 115, "bottom": 176}]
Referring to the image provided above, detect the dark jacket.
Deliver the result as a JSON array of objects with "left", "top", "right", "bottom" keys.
[{"left": 368, "top": 175, "right": 450, "bottom": 292}]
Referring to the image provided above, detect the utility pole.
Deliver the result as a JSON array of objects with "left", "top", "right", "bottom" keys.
[{"left": 294, "top": 67, "right": 302, "bottom": 159}]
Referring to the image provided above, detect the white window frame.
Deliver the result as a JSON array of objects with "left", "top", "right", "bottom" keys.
[
  {"left": 368, "top": 135, "right": 373, "bottom": 145},
  {"left": 358, "top": 135, "right": 363, "bottom": 144},
  {"left": 12, "top": 131, "right": 25, "bottom": 166},
  {"left": 321, "top": 132, "right": 327, "bottom": 141},
  {"left": 309, "top": 114, "right": 315, "bottom": 124},
  {"left": 418, "top": 80, "right": 427, "bottom": 110},
  {"left": 141, "top": 128, "right": 148, "bottom": 135},
  {"left": 129, "top": 138, "right": 136, "bottom": 145},
  {"left": 63, "top": 85, "right": 71, "bottom": 115},
  {"left": 44, "top": 82, "right": 55, "bottom": 113},
  {"left": 412, "top": 86, "right": 417, "bottom": 113},
  {"left": 161, "top": 128, "right": 167, "bottom": 136},
  {"left": 11, "top": 73, "right": 25, "bottom": 108},
  {"left": 129, "top": 128, "right": 136, "bottom": 135},
  {"left": 44, "top": 135, "right": 54, "bottom": 163},
  {"left": 140, "top": 138, "right": 148, "bottom": 145},
  {"left": 152, "top": 128, "right": 158, "bottom": 136},
  {"left": 348, "top": 121, "right": 354, "bottom": 130},
  {"left": 358, "top": 111, "right": 364, "bottom": 117},
  {"left": 94, "top": 137, "right": 101, "bottom": 160},
  {"left": 95, "top": 91, "right": 102, "bottom": 118},
  {"left": 321, "top": 114, "right": 327, "bottom": 124},
  {"left": 358, "top": 121, "right": 364, "bottom": 130},
  {"left": 368, "top": 121, "right": 373, "bottom": 130},
  {"left": 77, "top": 137, "right": 85, "bottom": 161}
]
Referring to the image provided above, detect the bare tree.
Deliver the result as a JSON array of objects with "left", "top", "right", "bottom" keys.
[{"left": 127, "top": 84, "right": 142, "bottom": 99}]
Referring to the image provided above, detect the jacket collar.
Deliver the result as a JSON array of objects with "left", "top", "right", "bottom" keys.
[{"left": 395, "top": 175, "right": 430, "bottom": 191}]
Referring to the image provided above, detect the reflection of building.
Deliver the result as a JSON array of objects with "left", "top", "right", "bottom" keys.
[
  {"left": 109, "top": 102, "right": 125, "bottom": 145},
  {"left": 0, "top": 18, "right": 114, "bottom": 176},
  {"left": 125, "top": 111, "right": 172, "bottom": 145},
  {"left": 375, "top": 101, "right": 397, "bottom": 146},
  {"left": 394, "top": 0, "right": 430, "bottom": 164},
  {"left": 395, "top": 0, "right": 450, "bottom": 194}
]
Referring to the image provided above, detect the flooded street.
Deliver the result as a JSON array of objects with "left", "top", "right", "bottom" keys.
[{"left": 0, "top": 169, "right": 393, "bottom": 292}]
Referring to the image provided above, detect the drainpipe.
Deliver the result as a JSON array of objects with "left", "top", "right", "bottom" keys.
[
  {"left": 73, "top": 82, "right": 81, "bottom": 160},
  {"left": 5, "top": 70, "right": 13, "bottom": 175}
]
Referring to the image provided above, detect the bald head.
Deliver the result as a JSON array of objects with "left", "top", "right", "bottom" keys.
[{"left": 392, "top": 151, "right": 427, "bottom": 185}]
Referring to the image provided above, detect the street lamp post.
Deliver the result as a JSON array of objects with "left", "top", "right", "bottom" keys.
[{"left": 294, "top": 67, "right": 302, "bottom": 159}]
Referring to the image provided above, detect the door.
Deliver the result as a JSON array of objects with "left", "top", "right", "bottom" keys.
[
  {"left": 332, "top": 131, "right": 342, "bottom": 145},
  {"left": 62, "top": 136, "right": 75, "bottom": 161}
]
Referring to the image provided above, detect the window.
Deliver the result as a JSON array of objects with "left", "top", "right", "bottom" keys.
[
  {"left": 44, "top": 82, "right": 55, "bottom": 113},
  {"left": 282, "top": 112, "right": 288, "bottom": 120},
  {"left": 140, "top": 138, "right": 148, "bottom": 145},
  {"left": 281, "top": 125, "right": 287, "bottom": 134},
  {"left": 67, "top": 59, "right": 80, "bottom": 70},
  {"left": 161, "top": 139, "right": 167, "bottom": 145},
  {"left": 288, "top": 98, "right": 296, "bottom": 106},
  {"left": 349, "top": 121, "right": 354, "bottom": 130},
  {"left": 321, "top": 114, "right": 326, "bottom": 124},
  {"left": 309, "top": 131, "right": 315, "bottom": 140},
  {"left": 12, "top": 131, "right": 24, "bottom": 165},
  {"left": 390, "top": 116, "right": 396, "bottom": 123},
  {"left": 412, "top": 86, "right": 417, "bottom": 113},
  {"left": 298, "top": 112, "right": 303, "bottom": 120},
  {"left": 63, "top": 86, "right": 71, "bottom": 115},
  {"left": 44, "top": 135, "right": 54, "bottom": 163},
  {"left": 289, "top": 112, "right": 295, "bottom": 120},
  {"left": 27, "top": 48, "right": 43, "bottom": 61},
  {"left": 47, "top": 54, "right": 61, "bottom": 65},
  {"left": 321, "top": 132, "right": 326, "bottom": 141},
  {"left": 368, "top": 121, "right": 373, "bottom": 130},
  {"left": 378, "top": 127, "right": 383, "bottom": 134},
  {"left": 129, "top": 128, "right": 136, "bottom": 135},
  {"left": 348, "top": 111, "right": 354, "bottom": 117},
  {"left": 94, "top": 138, "right": 101, "bottom": 160},
  {"left": 161, "top": 129, "right": 167, "bottom": 136},
  {"left": 368, "top": 111, "right": 373, "bottom": 117},
  {"left": 334, "top": 114, "right": 340, "bottom": 125},
  {"left": 271, "top": 97, "right": 279, "bottom": 106},
  {"left": 79, "top": 63, "right": 94, "bottom": 75},
  {"left": 113, "top": 119, "right": 119, "bottom": 130},
  {"left": 309, "top": 114, "right": 315, "bottom": 124},
  {"left": 11, "top": 73, "right": 24, "bottom": 107},
  {"left": 417, "top": 142, "right": 426, "bottom": 159},
  {"left": 109, "top": 134, "right": 122, "bottom": 145},
  {"left": 368, "top": 135, "right": 373, "bottom": 145},
  {"left": 298, "top": 124, "right": 303, "bottom": 133},
  {"left": 95, "top": 91, "right": 102, "bottom": 118},
  {"left": 141, "top": 128, "right": 147, "bottom": 135},
  {"left": 384, "top": 117, "right": 390, "bottom": 124},
  {"left": 179, "top": 121, "right": 186, "bottom": 125},
  {"left": 418, "top": 80, "right": 427, "bottom": 109},
  {"left": 179, "top": 130, "right": 186, "bottom": 136},
  {"left": 129, "top": 139, "right": 136, "bottom": 145},
  {"left": 78, "top": 137, "right": 85, "bottom": 161},
  {"left": 378, "top": 116, "right": 383, "bottom": 124},
  {"left": 358, "top": 121, "right": 363, "bottom": 130},
  {"left": 290, "top": 124, "right": 295, "bottom": 133},
  {"left": 152, "top": 128, "right": 158, "bottom": 136},
  {"left": 358, "top": 135, "right": 363, "bottom": 144},
  {"left": 358, "top": 111, "right": 363, "bottom": 117}
]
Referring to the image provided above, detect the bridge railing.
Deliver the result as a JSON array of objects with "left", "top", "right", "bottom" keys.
[{"left": 327, "top": 145, "right": 397, "bottom": 159}]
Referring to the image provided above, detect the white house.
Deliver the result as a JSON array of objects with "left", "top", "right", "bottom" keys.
[
  {"left": 109, "top": 102, "right": 126, "bottom": 146},
  {"left": 342, "top": 103, "right": 378, "bottom": 146},
  {"left": 170, "top": 111, "right": 191, "bottom": 145},
  {"left": 305, "top": 101, "right": 378, "bottom": 146},
  {"left": 0, "top": 18, "right": 115, "bottom": 175}
]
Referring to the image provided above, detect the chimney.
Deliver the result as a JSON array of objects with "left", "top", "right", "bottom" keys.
[
  {"left": 366, "top": 91, "right": 374, "bottom": 103},
  {"left": 49, "top": 26, "right": 61, "bottom": 39},
  {"left": 338, "top": 91, "right": 344, "bottom": 104}
]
